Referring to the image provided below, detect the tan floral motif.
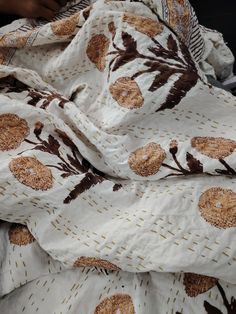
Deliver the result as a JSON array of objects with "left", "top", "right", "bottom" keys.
[
  {"left": 123, "top": 14, "right": 163, "bottom": 37},
  {"left": 129, "top": 143, "right": 166, "bottom": 176},
  {"left": 198, "top": 187, "right": 236, "bottom": 228},
  {"left": 0, "top": 114, "right": 29, "bottom": 151},
  {"left": 73, "top": 257, "right": 120, "bottom": 271},
  {"left": 86, "top": 34, "right": 109, "bottom": 71},
  {"left": 183, "top": 273, "right": 218, "bottom": 297},
  {"left": 109, "top": 77, "right": 144, "bottom": 109},
  {"left": 0, "top": 31, "right": 32, "bottom": 48},
  {"left": 9, "top": 157, "right": 53, "bottom": 191},
  {"left": 191, "top": 137, "right": 236, "bottom": 159},
  {"left": 166, "top": 0, "right": 190, "bottom": 44},
  {"left": 51, "top": 13, "right": 80, "bottom": 36},
  {"left": 94, "top": 294, "right": 135, "bottom": 314},
  {"left": 9, "top": 224, "right": 35, "bottom": 246}
]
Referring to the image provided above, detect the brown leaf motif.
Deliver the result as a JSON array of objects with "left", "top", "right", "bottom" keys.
[
  {"left": 155, "top": 70, "right": 198, "bottom": 112},
  {"left": 123, "top": 14, "right": 163, "bottom": 38},
  {"left": 204, "top": 282, "right": 236, "bottom": 314},
  {"left": 129, "top": 143, "right": 166, "bottom": 176},
  {"left": 109, "top": 77, "right": 144, "bottom": 109},
  {"left": 74, "top": 257, "right": 120, "bottom": 271},
  {"left": 9, "top": 156, "right": 53, "bottom": 191},
  {"left": 17, "top": 124, "right": 119, "bottom": 203},
  {"left": 0, "top": 114, "right": 29, "bottom": 151},
  {"left": 186, "top": 152, "right": 203, "bottom": 173},
  {"left": 86, "top": 34, "right": 110, "bottom": 71},
  {"left": 51, "top": 12, "right": 80, "bottom": 36},
  {"left": 191, "top": 137, "right": 236, "bottom": 159},
  {"left": 204, "top": 301, "right": 223, "bottom": 314},
  {"left": 198, "top": 187, "right": 236, "bottom": 228},
  {"left": 0, "top": 76, "right": 69, "bottom": 109},
  {"left": 113, "top": 183, "right": 122, "bottom": 191},
  {"left": 94, "top": 294, "right": 135, "bottom": 314},
  {"left": 183, "top": 273, "right": 218, "bottom": 297},
  {"left": 64, "top": 172, "right": 104, "bottom": 204},
  {"left": 108, "top": 17, "right": 199, "bottom": 112},
  {"left": 9, "top": 224, "right": 35, "bottom": 246}
]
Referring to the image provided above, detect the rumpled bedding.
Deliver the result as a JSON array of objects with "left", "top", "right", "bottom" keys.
[{"left": 0, "top": 0, "right": 236, "bottom": 313}]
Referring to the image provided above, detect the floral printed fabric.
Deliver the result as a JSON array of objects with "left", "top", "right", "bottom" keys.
[{"left": 0, "top": 0, "right": 236, "bottom": 313}]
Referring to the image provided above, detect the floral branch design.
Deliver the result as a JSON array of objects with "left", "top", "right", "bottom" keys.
[
  {"left": 0, "top": 75, "right": 69, "bottom": 109},
  {"left": 21, "top": 122, "right": 121, "bottom": 203},
  {"left": 184, "top": 273, "right": 236, "bottom": 314},
  {"left": 107, "top": 15, "right": 201, "bottom": 112},
  {"left": 204, "top": 282, "right": 236, "bottom": 314}
]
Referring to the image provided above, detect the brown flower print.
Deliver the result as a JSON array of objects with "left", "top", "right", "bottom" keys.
[
  {"left": 86, "top": 34, "right": 109, "bottom": 71},
  {"left": 183, "top": 273, "right": 218, "bottom": 297},
  {"left": 191, "top": 137, "right": 236, "bottom": 160},
  {"left": 94, "top": 294, "right": 135, "bottom": 314},
  {"left": 192, "top": 137, "right": 236, "bottom": 175},
  {"left": 73, "top": 257, "right": 120, "bottom": 271},
  {"left": 9, "top": 224, "right": 35, "bottom": 246},
  {"left": 0, "top": 114, "right": 29, "bottom": 151},
  {"left": 166, "top": 0, "right": 190, "bottom": 44},
  {"left": 123, "top": 14, "right": 163, "bottom": 38},
  {"left": 129, "top": 143, "right": 166, "bottom": 176},
  {"left": 198, "top": 187, "right": 236, "bottom": 229},
  {"left": 109, "top": 77, "right": 144, "bottom": 109},
  {"left": 108, "top": 21, "right": 200, "bottom": 111},
  {"left": 0, "top": 31, "right": 32, "bottom": 48},
  {"left": 51, "top": 13, "right": 80, "bottom": 36},
  {"left": 9, "top": 156, "right": 53, "bottom": 191},
  {"left": 191, "top": 137, "right": 236, "bottom": 159}
]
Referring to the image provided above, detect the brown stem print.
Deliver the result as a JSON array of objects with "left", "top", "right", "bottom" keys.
[
  {"left": 191, "top": 137, "right": 236, "bottom": 177},
  {"left": 108, "top": 15, "right": 200, "bottom": 112},
  {"left": 204, "top": 283, "right": 236, "bottom": 314},
  {"left": 0, "top": 75, "right": 69, "bottom": 109},
  {"left": 162, "top": 140, "right": 203, "bottom": 178},
  {"left": 217, "top": 159, "right": 236, "bottom": 176},
  {"left": 21, "top": 124, "right": 120, "bottom": 203}
]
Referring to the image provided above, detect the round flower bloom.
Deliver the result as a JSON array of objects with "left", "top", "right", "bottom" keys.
[
  {"left": 123, "top": 14, "right": 163, "bottom": 37},
  {"left": 74, "top": 256, "right": 120, "bottom": 271},
  {"left": 9, "top": 156, "right": 53, "bottom": 191},
  {"left": 0, "top": 114, "right": 29, "bottom": 151},
  {"left": 109, "top": 77, "right": 144, "bottom": 109},
  {"left": 86, "top": 34, "right": 109, "bottom": 71},
  {"left": 94, "top": 294, "right": 135, "bottom": 314},
  {"left": 198, "top": 187, "right": 236, "bottom": 228},
  {"left": 191, "top": 137, "right": 236, "bottom": 159},
  {"left": 51, "top": 13, "right": 80, "bottom": 36},
  {"left": 183, "top": 273, "right": 218, "bottom": 297},
  {"left": 128, "top": 143, "right": 166, "bottom": 176},
  {"left": 9, "top": 224, "right": 35, "bottom": 246},
  {"left": 0, "top": 31, "right": 32, "bottom": 48}
]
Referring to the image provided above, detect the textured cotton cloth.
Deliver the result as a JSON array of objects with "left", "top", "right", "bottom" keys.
[{"left": 0, "top": 0, "right": 235, "bottom": 313}]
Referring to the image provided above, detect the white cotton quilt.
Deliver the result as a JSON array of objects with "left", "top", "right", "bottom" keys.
[{"left": 0, "top": 0, "right": 235, "bottom": 313}]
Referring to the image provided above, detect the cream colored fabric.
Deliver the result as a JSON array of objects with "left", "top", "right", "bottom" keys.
[{"left": 0, "top": 0, "right": 235, "bottom": 313}]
